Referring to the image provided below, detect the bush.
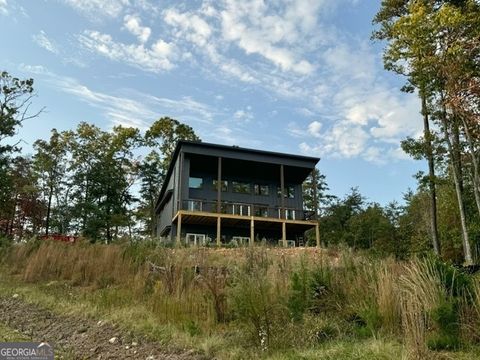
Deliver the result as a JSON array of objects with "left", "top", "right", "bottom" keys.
[
  {"left": 427, "top": 299, "right": 460, "bottom": 351},
  {"left": 0, "top": 235, "right": 13, "bottom": 260},
  {"left": 287, "top": 271, "right": 309, "bottom": 322},
  {"left": 432, "top": 258, "right": 473, "bottom": 297}
]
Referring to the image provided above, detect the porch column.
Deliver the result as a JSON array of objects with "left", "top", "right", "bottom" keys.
[
  {"left": 176, "top": 213, "right": 182, "bottom": 245},
  {"left": 282, "top": 221, "right": 286, "bottom": 246},
  {"left": 250, "top": 217, "right": 254, "bottom": 246},
  {"left": 280, "top": 164, "right": 285, "bottom": 219},
  {"left": 216, "top": 216, "right": 221, "bottom": 246},
  {"left": 217, "top": 157, "right": 222, "bottom": 213},
  {"left": 315, "top": 223, "right": 320, "bottom": 248}
]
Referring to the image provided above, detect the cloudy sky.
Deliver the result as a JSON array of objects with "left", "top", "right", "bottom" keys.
[{"left": 0, "top": 0, "right": 424, "bottom": 204}]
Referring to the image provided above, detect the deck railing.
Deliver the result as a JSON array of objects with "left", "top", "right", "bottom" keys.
[{"left": 180, "top": 199, "right": 315, "bottom": 221}]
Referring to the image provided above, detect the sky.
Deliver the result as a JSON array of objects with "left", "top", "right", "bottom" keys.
[{"left": 0, "top": 0, "right": 425, "bottom": 205}]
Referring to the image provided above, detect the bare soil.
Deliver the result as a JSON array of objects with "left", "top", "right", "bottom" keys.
[{"left": 0, "top": 295, "right": 205, "bottom": 360}]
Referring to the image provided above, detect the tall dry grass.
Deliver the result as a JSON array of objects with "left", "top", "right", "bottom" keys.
[{"left": 1, "top": 240, "right": 480, "bottom": 357}]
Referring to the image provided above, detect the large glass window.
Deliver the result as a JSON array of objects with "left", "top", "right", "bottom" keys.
[
  {"left": 213, "top": 180, "right": 228, "bottom": 192},
  {"left": 278, "top": 208, "right": 296, "bottom": 220},
  {"left": 186, "top": 233, "right": 206, "bottom": 246},
  {"left": 231, "top": 236, "right": 250, "bottom": 246},
  {"left": 189, "top": 177, "right": 203, "bottom": 189},
  {"left": 187, "top": 199, "right": 202, "bottom": 211},
  {"left": 232, "top": 181, "right": 250, "bottom": 194},
  {"left": 254, "top": 184, "right": 269, "bottom": 196},
  {"left": 277, "top": 186, "right": 295, "bottom": 198},
  {"left": 255, "top": 206, "right": 269, "bottom": 217},
  {"left": 233, "top": 204, "right": 250, "bottom": 216}
]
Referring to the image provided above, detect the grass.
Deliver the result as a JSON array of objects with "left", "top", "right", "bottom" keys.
[
  {"left": 1, "top": 240, "right": 480, "bottom": 359},
  {"left": 0, "top": 322, "right": 29, "bottom": 342}
]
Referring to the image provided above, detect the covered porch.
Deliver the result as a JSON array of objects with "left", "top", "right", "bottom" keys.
[{"left": 172, "top": 210, "right": 320, "bottom": 247}]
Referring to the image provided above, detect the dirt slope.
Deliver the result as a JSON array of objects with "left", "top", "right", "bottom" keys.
[{"left": 0, "top": 296, "right": 205, "bottom": 360}]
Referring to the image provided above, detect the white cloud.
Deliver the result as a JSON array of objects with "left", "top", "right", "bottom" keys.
[
  {"left": 233, "top": 107, "right": 254, "bottom": 122},
  {"left": 32, "top": 31, "right": 58, "bottom": 54},
  {"left": 58, "top": 80, "right": 217, "bottom": 128},
  {"left": 219, "top": 0, "right": 315, "bottom": 74},
  {"left": 19, "top": 64, "right": 217, "bottom": 129},
  {"left": 62, "top": 0, "right": 127, "bottom": 19},
  {"left": 307, "top": 121, "right": 322, "bottom": 138},
  {"left": 65, "top": 0, "right": 421, "bottom": 164},
  {"left": 164, "top": 8, "right": 212, "bottom": 47},
  {"left": 299, "top": 121, "right": 369, "bottom": 159},
  {"left": 78, "top": 30, "right": 175, "bottom": 72},
  {"left": 124, "top": 14, "right": 151, "bottom": 43},
  {"left": 0, "top": 0, "right": 8, "bottom": 15}
]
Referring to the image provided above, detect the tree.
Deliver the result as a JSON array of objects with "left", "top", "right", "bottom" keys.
[
  {"left": 302, "top": 168, "right": 336, "bottom": 219},
  {"left": 373, "top": 0, "right": 480, "bottom": 264},
  {"left": 0, "top": 71, "right": 42, "bottom": 236},
  {"left": 68, "top": 123, "right": 141, "bottom": 242},
  {"left": 319, "top": 188, "right": 365, "bottom": 247},
  {"left": 347, "top": 203, "right": 395, "bottom": 251},
  {"left": 140, "top": 117, "right": 200, "bottom": 236},
  {"left": 33, "top": 129, "right": 68, "bottom": 236}
]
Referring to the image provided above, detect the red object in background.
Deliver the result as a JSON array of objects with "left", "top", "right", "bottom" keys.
[{"left": 39, "top": 234, "right": 78, "bottom": 243}]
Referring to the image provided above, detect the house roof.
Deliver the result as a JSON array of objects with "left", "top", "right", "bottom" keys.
[{"left": 155, "top": 140, "right": 320, "bottom": 209}]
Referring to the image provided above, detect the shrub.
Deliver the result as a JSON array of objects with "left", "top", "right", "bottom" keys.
[
  {"left": 427, "top": 299, "right": 460, "bottom": 351},
  {"left": 287, "top": 271, "right": 309, "bottom": 322}
]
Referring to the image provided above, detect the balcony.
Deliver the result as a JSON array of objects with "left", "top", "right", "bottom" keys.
[{"left": 181, "top": 199, "right": 315, "bottom": 221}]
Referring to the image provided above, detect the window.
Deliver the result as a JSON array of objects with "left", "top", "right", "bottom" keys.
[
  {"left": 231, "top": 236, "right": 250, "bottom": 246},
  {"left": 278, "top": 209, "right": 296, "bottom": 220},
  {"left": 232, "top": 181, "right": 250, "bottom": 194},
  {"left": 187, "top": 199, "right": 202, "bottom": 211},
  {"left": 186, "top": 233, "right": 206, "bottom": 246},
  {"left": 255, "top": 206, "right": 269, "bottom": 217},
  {"left": 233, "top": 204, "right": 250, "bottom": 216},
  {"left": 277, "top": 186, "right": 295, "bottom": 198},
  {"left": 286, "top": 209, "right": 296, "bottom": 220},
  {"left": 189, "top": 177, "right": 203, "bottom": 189},
  {"left": 254, "top": 184, "right": 269, "bottom": 196},
  {"left": 213, "top": 180, "right": 228, "bottom": 192}
]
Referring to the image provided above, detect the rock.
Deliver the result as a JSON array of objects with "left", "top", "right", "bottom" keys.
[
  {"left": 12, "top": 294, "right": 19, "bottom": 299},
  {"left": 146, "top": 356, "right": 155, "bottom": 360},
  {"left": 125, "top": 345, "right": 130, "bottom": 350},
  {"left": 108, "top": 337, "right": 118, "bottom": 344},
  {"left": 131, "top": 342, "right": 138, "bottom": 347},
  {"left": 97, "top": 320, "right": 104, "bottom": 326},
  {"left": 77, "top": 326, "right": 88, "bottom": 333}
]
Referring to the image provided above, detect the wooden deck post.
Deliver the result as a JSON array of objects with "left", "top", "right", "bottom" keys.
[
  {"left": 315, "top": 223, "right": 320, "bottom": 248},
  {"left": 216, "top": 216, "right": 221, "bottom": 246},
  {"left": 282, "top": 221, "right": 286, "bottom": 247},
  {"left": 176, "top": 212, "right": 182, "bottom": 245},
  {"left": 250, "top": 217, "right": 254, "bottom": 246}
]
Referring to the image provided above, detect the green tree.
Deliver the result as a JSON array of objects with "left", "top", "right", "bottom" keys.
[
  {"left": 302, "top": 167, "right": 336, "bottom": 217},
  {"left": 373, "top": 0, "right": 480, "bottom": 263},
  {"left": 68, "top": 123, "right": 141, "bottom": 242},
  {"left": 0, "top": 71, "right": 42, "bottom": 236},
  {"left": 33, "top": 129, "right": 68, "bottom": 236},
  {"left": 140, "top": 117, "right": 200, "bottom": 236}
]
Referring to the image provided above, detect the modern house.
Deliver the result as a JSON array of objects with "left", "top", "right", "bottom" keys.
[{"left": 155, "top": 141, "right": 320, "bottom": 247}]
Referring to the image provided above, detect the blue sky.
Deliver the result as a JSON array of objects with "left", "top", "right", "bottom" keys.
[{"left": 0, "top": 0, "right": 424, "bottom": 205}]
